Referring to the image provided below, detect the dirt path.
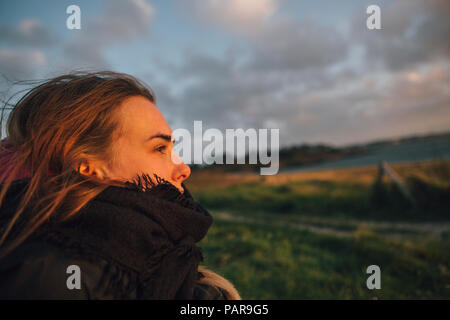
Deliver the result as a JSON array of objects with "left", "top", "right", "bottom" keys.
[{"left": 212, "top": 211, "right": 450, "bottom": 240}]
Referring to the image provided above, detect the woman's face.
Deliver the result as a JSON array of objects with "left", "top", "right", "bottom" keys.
[{"left": 79, "top": 95, "right": 191, "bottom": 194}]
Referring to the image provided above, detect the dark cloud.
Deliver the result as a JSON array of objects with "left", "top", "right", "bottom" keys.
[
  {"left": 63, "top": 0, "right": 154, "bottom": 67},
  {"left": 152, "top": 0, "right": 450, "bottom": 147},
  {"left": 0, "top": 19, "right": 53, "bottom": 80},
  {"left": 280, "top": 64, "right": 450, "bottom": 146},
  {"left": 0, "top": 49, "right": 47, "bottom": 80},
  {"left": 1, "top": 0, "right": 448, "bottom": 147},
  {"left": 245, "top": 17, "right": 349, "bottom": 72},
  {"left": 351, "top": 0, "right": 450, "bottom": 71},
  {"left": 152, "top": 49, "right": 357, "bottom": 147},
  {"left": 0, "top": 19, "right": 58, "bottom": 47},
  {"left": 151, "top": 13, "right": 355, "bottom": 146}
]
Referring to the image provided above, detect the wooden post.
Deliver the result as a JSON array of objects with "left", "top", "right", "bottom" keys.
[{"left": 378, "top": 161, "right": 416, "bottom": 206}]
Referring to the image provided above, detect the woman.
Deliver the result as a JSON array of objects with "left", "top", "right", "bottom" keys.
[{"left": 0, "top": 71, "right": 240, "bottom": 300}]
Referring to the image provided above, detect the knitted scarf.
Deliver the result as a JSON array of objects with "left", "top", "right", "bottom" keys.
[{"left": 0, "top": 172, "right": 213, "bottom": 299}]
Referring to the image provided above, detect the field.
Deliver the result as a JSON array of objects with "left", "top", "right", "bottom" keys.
[{"left": 184, "top": 160, "right": 450, "bottom": 299}]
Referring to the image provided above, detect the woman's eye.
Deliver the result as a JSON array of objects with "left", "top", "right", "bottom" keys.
[{"left": 156, "top": 145, "right": 167, "bottom": 153}]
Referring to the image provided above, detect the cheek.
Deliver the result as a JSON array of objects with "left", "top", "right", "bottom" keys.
[
  {"left": 147, "top": 156, "right": 172, "bottom": 179},
  {"left": 111, "top": 142, "right": 175, "bottom": 181},
  {"left": 109, "top": 148, "right": 147, "bottom": 178},
  {"left": 129, "top": 152, "right": 172, "bottom": 180}
]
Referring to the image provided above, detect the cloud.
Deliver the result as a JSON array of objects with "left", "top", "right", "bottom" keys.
[
  {"left": 91, "top": 0, "right": 154, "bottom": 44},
  {"left": 1, "top": 0, "right": 447, "bottom": 147},
  {"left": 155, "top": 39, "right": 449, "bottom": 147},
  {"left": 0, "top": 19, "right": 53, "bottom": 79},
  {"left": 153, "top": 47, "right": 342, "bottom": 142},
  {"left": 184, "top": 0, "right": 278, "bottom": 35},
  {"left": 148, "top": 0, "right": 449, "bottom": 148},
  {"left": 245, "top": 17, "right": 349, "bottom": 72},
  {"left": 282, "top": 63, "right": 450, "bottom": 145},
  {"left": 152, "top": 10, "right": 352, "bottom": 143},
  {"left": 0, "top": 19, "right": 58, "bottom": 47},
  {"left": 63, "top": 0, "right": 155, "bottom": 67},
  {"left": 0, "top": 48, "right": 47, "bottom": 80},
  {"left": 183, "top": 0, "right": 349, "bottom": 72},
  {"left": 351, "top": 0, "right": 450, "bottom": 71}
]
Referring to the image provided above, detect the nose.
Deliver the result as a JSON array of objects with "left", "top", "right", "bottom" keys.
[
  {"left": 171, "top": 151, "right": 191, "bottom": 192},
  {"left": 177, "top": 162, "right": 191, "bottom": 183}
]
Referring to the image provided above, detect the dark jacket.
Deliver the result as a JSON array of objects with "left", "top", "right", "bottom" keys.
[{"left": 0, "top": 174, "right": 226, "bottom": 300}]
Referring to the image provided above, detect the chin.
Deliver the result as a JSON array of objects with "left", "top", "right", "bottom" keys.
[{"left": 175, "top": 184, "right": 184, "bottom": 194}]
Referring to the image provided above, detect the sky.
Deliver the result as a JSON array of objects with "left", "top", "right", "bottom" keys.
[{"left": 0, "top": 0, "right": 449, "bottom": 148}]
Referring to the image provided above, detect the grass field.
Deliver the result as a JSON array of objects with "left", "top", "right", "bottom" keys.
[{"left": 185, "top": 160, "right": 450, "bottom": 299}]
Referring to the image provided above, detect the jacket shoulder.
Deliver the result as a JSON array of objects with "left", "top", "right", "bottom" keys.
[{"left": 0, "top": 240, "right": 128, "bottom": 299}]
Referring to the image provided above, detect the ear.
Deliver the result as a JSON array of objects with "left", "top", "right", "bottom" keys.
[{"left": 77, "top": 159, "right": 107, "bottom": 180}]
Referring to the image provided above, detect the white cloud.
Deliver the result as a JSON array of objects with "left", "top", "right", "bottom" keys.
[{"left": 187, "top": 0, "right": 279, "bottom": 35}]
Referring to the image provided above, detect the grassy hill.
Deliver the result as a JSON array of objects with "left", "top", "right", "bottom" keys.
[{"left": 186, "top": 160, "right": 450, "bottom": 299}]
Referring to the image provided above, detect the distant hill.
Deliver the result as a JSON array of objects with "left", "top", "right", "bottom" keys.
[
  {"left": 191, "top": 143, "right": 364, "bottom": 173},
  {"left": 191, "top": 131, "right": 450, "bottom": 173},
  {"left": 352, "top": 131, "right": 450, "bottom": 150}
]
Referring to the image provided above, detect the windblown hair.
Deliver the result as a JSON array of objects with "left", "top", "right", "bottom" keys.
[
  {"left": 198, "top": 266, "right": 241, "bottom": 300},
  {"left": 0, "top": 71, "right": 156, "bottom": 259},
  {"left": 0, "top": 71, "right": 241, "bottom": 300}
]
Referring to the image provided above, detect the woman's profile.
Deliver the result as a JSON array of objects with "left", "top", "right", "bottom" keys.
[{"left": 0, "top": 71, "right": 241, "bottom": 300}]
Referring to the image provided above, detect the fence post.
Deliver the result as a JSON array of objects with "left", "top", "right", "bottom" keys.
[{"left": 378, "top": 161, "right": 416, "bottom": 207}]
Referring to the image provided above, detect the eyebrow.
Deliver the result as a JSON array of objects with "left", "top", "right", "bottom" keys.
[{"left": 146, "top": 133, "right": 173, "bottom": 142}]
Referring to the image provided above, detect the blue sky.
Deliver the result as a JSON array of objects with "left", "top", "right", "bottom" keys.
[{"left": 0, "top": 0, "right": 449, "bottom": 147}]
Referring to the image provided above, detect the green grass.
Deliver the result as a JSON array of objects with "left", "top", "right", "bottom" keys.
[
  {"left": 191, "top": 162, "right": 450, "bottom": 299},
  {"left": 193, "top": 177, "right": 450, "bottom": 222},
  {"left": 199, "top": 218, "right": 450, "bottom": 299},
  {"left": 195, "top": 180, "right": 368, "bottom": 215}
]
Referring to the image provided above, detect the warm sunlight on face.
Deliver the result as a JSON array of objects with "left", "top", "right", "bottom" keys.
[{"left": 106, "top": 95, "right": 191, "bottom": 193}]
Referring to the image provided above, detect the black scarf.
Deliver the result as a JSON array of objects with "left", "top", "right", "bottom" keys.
[{"left": 1, "top": 173, "right": 213, "bottom": 299}]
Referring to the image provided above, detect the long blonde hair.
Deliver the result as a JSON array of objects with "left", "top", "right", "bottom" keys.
[
  {"left": 0, "top": 71, "right": 241, "bottom": 300},
  {"left": 0, "top": 71, "right": 155, "bottom": 259},
  {"left": 198, "top": 266, "right": 241, "bottom": 300}
]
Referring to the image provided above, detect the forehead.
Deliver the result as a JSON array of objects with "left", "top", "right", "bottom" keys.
[{"left": 117, "top": 95, "right": 172, "bottom": 140}]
